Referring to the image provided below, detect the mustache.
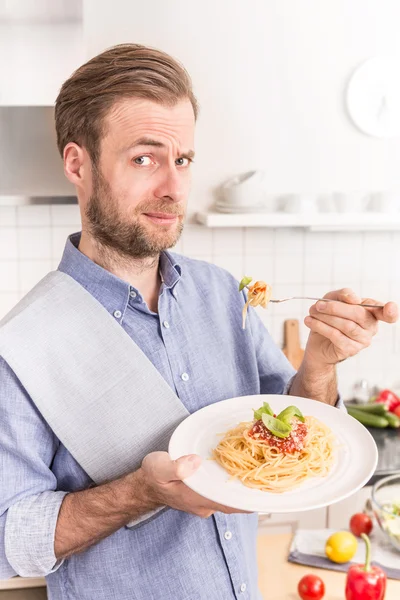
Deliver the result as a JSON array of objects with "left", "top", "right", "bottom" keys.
[{"left": 135, "top": 202, "right": 184, "bottom": 217}]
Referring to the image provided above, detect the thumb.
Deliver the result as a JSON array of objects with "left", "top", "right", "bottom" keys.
[
  {"left": 323, "top": 287, "right": 362, "bottom": 304},
  {"left": 171, "top": 454, "right": 202, "bottom": 482},
  {"left": 142, "top": 451, "right": 202, "bottom": 484}
]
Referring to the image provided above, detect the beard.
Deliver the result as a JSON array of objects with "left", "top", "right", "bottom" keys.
[{"left": 85, "top": 168, "right": 184, "bottom": 260}]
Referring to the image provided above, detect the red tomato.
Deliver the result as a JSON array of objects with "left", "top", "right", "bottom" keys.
[
  {"left": 298, "top": 574, "right": 325, "bottom": 600},
  {"left": 394, "top": 405, "right": 400, "bottom": 419},
  {"left": 349, "top": 513, "right": 373, "bottom": 537}
]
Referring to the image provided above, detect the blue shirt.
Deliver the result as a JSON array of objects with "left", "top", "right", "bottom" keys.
[{"left": 0, "top": 232, "right": 319, "bottom": 599}]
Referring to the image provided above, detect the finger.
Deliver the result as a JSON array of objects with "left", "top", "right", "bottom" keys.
[
  {"left": 307, "top": 310, "right": 375, "bottom": 344},
  {"left": 179, "top": 486, "right": 252, "bottom": 516},
  {"left": 323, "top": 288, "right": 362, "bottom": 304},
  {"left": 310, "top": 302, "right": 378, "bottom": 335},
  {"left": 304, "top": 316, "right": 366, "bottom": 356},
  {"left": 220, "top": 508, "right": 253, "bottom": 515},
  {"left": 322, "top": 289, "right": 398, "bottom": 324},
  {"left": 202, "top": 498, "right": 252, "bottom": 515},
  {"left": 143, "top": 452, "right": 202, "bottom": 484},
  {"left": 361, "top": 299, "right": 399, "bottom": 324}
]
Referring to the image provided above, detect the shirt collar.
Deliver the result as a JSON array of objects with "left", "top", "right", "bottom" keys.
[
  {"left": 58, "top": 232, "right": 182, "bottom": 318},
  {"left": 159, "top": 250, "right": 182, "bottom": 289}
]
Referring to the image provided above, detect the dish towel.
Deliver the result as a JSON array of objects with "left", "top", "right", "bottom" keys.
[{"left": 288, "top": 528, "right": 400, "bottom": 580}]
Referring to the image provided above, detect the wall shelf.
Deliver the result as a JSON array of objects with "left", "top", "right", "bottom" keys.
[{"left": 195, "top": 211, "right": 400, "bottom": 231}]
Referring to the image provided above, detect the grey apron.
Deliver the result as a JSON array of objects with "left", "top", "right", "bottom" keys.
[{"left": 0, "top": 271, "right": 190, "bottom": 528}]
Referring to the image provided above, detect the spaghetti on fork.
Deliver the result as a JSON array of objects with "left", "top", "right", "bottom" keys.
[{"left": 240, "top": 277, "right": 272, "bottom": 329}]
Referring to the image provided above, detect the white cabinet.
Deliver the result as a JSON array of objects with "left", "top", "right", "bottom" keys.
[
  {"left": 327, "top": 486, "right": 373, "bottom": 530},
  {"left": 258, "top": 486, "right": 373, "bottom": 536},
  {"left": 0, "top": 1, "right": 84, "bottom": 106},
  {"left": 258, "top": 508, "right": 327, "bottom": 536}
]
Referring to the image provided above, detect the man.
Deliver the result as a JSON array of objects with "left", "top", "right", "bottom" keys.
[{"left": 0, "top": 43, "right": 397, "bottom": 600}]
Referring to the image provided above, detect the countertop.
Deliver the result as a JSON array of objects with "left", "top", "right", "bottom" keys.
[
  {"left": 257, "top": 533, "right": 400, "bottom": 599},
  {"left": 3, "top": 532, "right": 400, "bottom": 597}
]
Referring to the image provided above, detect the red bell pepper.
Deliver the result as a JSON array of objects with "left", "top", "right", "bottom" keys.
[
  {"left": 345, "top": 533, "right": 386, "bottom": 600},
  {"left": 374, "top": 389, "right": 400, "bottom": 413}
]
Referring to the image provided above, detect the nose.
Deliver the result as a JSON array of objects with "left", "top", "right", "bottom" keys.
[{"left": 153, "top": 165, "right": 187, "bottom": 204}]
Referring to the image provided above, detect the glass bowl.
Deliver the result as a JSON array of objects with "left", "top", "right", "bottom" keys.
[{"left": 371, "top": 473, "right": 400, "bottom": 551}]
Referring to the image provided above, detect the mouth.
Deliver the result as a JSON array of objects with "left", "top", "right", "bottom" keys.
[{"left": 143, "top": 212, "right": 181, "bottom": 225}]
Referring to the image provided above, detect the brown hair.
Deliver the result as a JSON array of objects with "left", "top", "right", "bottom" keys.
[{"left": 55, "top": 43, "right": 198, "bottom": 163}]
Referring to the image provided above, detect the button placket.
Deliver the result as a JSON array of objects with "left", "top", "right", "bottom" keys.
[{"left": 214, "top": 513, "right": 248, "bottom": 598}]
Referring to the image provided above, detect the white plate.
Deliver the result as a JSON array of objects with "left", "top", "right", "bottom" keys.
[{"left": 168, "top": 394, "right": 378, "bottom": 513}]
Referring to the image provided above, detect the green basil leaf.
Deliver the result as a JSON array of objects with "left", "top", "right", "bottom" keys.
[
  {"left": 261, "top": 413, "right": 292, "bottom": 438},
  {"left": 253, "top": 402, "right": 274, "bottom": 420},
  {"left": 276, "top": 405, "right": 305, "bottom": 425},
  {"left": 239, "top": 276, "right": 253, "bottom": 291}
]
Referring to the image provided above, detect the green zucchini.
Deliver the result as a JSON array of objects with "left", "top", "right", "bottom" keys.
[
  {"left": 385, "top": 412, "right": 400, "bottom": 428},
  {"left": 347, "top": 406, "right": 389, "bottom": 428},
  {"left": 345, "top": 403, "right": 389, "bottom": 416}
]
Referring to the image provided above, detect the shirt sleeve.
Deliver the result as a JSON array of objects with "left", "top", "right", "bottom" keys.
[
  {"left": 246, "top": 303, "right": 345, "bottom": 410},
  {"left": 0, "top": 357, "right": 67, "bottom": 578}
]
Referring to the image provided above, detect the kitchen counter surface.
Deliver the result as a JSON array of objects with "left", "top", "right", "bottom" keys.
[{"left": 257, "top": 533, "right": 400, "bottom": 599}]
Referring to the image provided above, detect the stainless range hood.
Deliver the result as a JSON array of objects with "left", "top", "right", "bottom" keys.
[
  {"left": 0, "top": 106, "right": 76, "bottom": 203},
  {"left": 0, "top": 195, "right": 77, "bottom": 206}
]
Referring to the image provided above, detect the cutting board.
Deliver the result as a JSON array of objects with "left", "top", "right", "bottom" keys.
[{"left": 282, "top": 319, "right": 304, "bottom": 370}]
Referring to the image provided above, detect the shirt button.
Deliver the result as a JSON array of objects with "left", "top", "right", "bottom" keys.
[
  {"left": 129, "top": 290, "right": 137, "bottom": 298},
  {"left": 163, "top": 321, "right": 170, "bottom": 329},
  {"left": 224, "top": 531, "right": 232, "bottom": 540},
  {"left": 113, "top": 310, "right": 122, "bottom": 319},
  {"left": 181, "top": 372, "right": 189, "bottom": 381},
  {"left": 240, "top": 583, "right": 247, "bottom": 593},
  {"left": 172, "top": 289, "right": 178, "bottom": 298}
]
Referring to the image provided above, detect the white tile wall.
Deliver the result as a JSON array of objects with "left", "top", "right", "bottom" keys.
[{"left": 0, "top": 205, "right": 399, "bottom": 400}]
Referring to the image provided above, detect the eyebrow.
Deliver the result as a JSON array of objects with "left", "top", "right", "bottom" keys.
[{"left": 125, "top": 137, "right": 195, "bottom": 159}]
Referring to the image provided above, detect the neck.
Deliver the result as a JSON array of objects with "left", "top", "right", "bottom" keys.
[{"left": 78, "top": 230, "right": 162, "bottom": 312}]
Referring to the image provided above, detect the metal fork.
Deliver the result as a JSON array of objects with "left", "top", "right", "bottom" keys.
[
  {"left": 245, "top": 288, "right": 384, "bottom": 308},
  {"left": 269, "top": 297, "right": 384, "bottom": 308}
]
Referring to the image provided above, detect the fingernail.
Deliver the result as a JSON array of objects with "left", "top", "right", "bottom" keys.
[
  {"left": 317, "top": 301, "right": 327, "bottom": 311},
  {"left": 188, "top": 455, "right": 197, "bottom": 462}
]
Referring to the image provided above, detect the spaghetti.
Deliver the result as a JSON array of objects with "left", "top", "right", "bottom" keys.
[
  {"left": 239, "top": 278, "right": 272, "bottom": 329},
  {"left": 213, "top": 412, "right": 335, "bottom": 493}
]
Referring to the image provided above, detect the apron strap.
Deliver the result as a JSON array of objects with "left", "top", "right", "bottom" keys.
[{"left": 0, "top": 271, "right": 190, "bottom": 528}]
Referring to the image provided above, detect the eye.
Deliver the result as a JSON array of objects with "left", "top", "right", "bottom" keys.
[
  {"left": 133, "top": 156, "right": 153, "bottom": 166},
  {"left": 175, "top": 157, "right": 192, "bottom": 167}
]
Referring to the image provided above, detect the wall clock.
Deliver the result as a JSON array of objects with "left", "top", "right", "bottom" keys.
[{"left": 346, "top": 57, "right": 400, "bottom": 138}]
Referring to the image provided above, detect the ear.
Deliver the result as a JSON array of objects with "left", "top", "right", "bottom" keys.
[{"left": 63, "top": 142, "right": 88, "bottom": 188}]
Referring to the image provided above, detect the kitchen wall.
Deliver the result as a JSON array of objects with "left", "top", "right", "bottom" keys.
[
  {"left": 85, "top": 0, "right": 400, "bottom": 210},
  {"left": 0, "top": 0, "right": 399, "bottom": 398},
  {"left": 0, "top": 203, "right": 398, "bottom": 399},
  {"left": 3, "top": 1, "right": 400, "bottom": 202}
]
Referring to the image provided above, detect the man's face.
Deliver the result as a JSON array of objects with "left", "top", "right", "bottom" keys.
[{"left": 85, "top": 98, "right": 195, "bottom": 259}]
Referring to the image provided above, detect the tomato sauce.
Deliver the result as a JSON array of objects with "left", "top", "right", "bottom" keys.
[{"left": 248, "top": 419, "right": 308, "bottom": 454}]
